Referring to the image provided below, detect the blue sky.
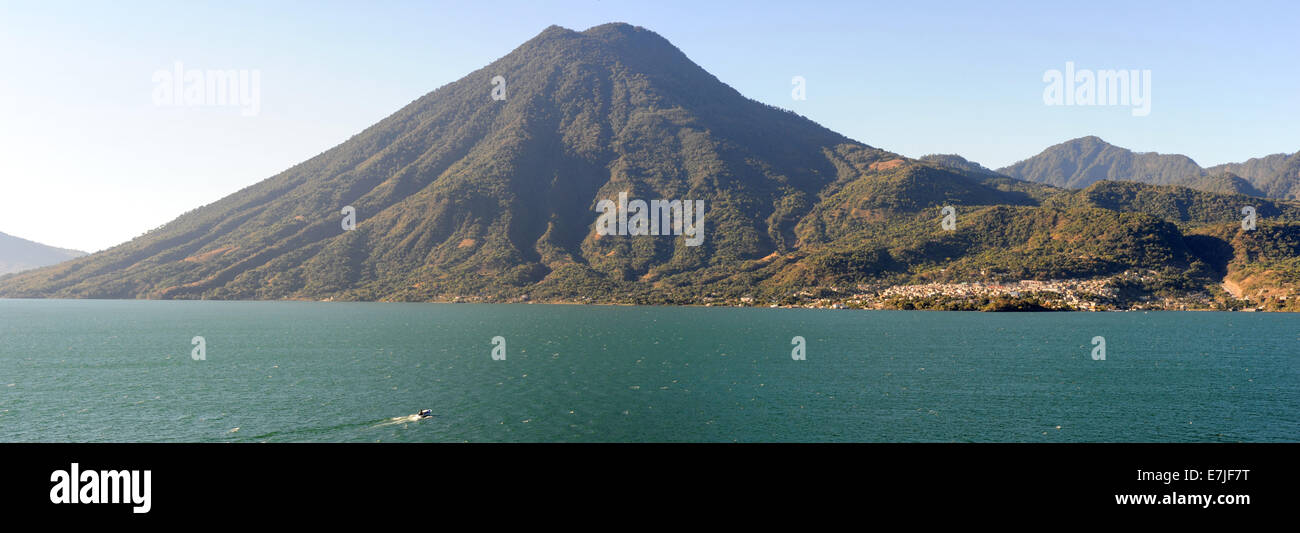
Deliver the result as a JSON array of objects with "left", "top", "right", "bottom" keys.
[{"left": 2, "top": 0, "right": 1297, "bottom": 252}]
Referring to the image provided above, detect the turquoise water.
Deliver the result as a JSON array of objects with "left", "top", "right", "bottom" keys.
[{"left": 0, "top": 299, "right": 1295, "bottom": 442}]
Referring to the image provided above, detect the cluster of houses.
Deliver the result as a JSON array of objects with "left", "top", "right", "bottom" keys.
[{"left": 871, "top": 279, "right": 1116, "bottom": 310}]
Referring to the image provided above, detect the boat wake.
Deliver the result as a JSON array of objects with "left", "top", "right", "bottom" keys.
[
  {"left": 371, "top": 414, "right": 426, "bottom": 428},
  {"left": 233, "top": 412, "right": 434, "bottom": 441}
]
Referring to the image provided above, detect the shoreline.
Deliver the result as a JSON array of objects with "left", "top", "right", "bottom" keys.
[{"left": 0, "top": 296, "right": 1294, "bottom": 313}]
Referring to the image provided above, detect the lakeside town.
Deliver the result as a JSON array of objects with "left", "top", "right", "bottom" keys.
[
  {"left": 439, "top": 269, "right": 1294, "bottom": 312},
  {"left": 696, "top": 270, "right": 1289, "bottom": 312}
]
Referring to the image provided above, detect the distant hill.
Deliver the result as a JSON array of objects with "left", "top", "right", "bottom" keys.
[
  {"left": 0, "top": 232, "right": 86, "bottom": 275},
  {"left": 1186, "top": 172, "right": 1267, "bottom": 198},
  {"left": 1000, "top": 136, "right": 1299, "bottom": 200},
  {"left": 1044, "top": 180, "right": 1300, "bottom": 227},
  {"left": 998, "top": 136, "right": 1206, "bottom": 189},
  {"left": 919, "top": 154, "right": 1004, "bottom": 177},
  {"left": 1207, "top": 152, "right": 1300, "bottom": 200}
]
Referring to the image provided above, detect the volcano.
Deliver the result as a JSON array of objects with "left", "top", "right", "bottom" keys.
[{"left": 3, "top": 23, "right": 1292, "bottom": 306}]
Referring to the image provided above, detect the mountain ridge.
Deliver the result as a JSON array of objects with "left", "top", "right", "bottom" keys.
[
  {"left": 997, "top": 136, "right": 1298, "bottom": 199},
  {"left": 2, "top": 23, "right": 1298, "bottom": 311},
  {"left": 0, "top": 232, "right": 87, "bottom": 275}
]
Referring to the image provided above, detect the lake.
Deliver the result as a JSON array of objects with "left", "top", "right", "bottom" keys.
[{"left": 0, "top": 299, "right": 1295, "bottom": 442}]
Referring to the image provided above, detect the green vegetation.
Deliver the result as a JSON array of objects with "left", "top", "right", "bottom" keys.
[
  {"left": 1208, "top": 152, "right": 1300, "bottom": 200},
  {"left": 999, "top": 136, "right": 1206, "bottom": 189},
  {"left": 1, "top": 24, "right": 1297, "bottom": 311},
  {"left": 1000, "top": 136, "right": 1299, "bottom": 201},
  {"left": 1045, "top": 180, "right": 1300, "bottom": 228}
]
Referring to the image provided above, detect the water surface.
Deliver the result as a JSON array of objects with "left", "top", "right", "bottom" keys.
[{"left": 0, "top": 300, "right": 1294, "bottom": 442}]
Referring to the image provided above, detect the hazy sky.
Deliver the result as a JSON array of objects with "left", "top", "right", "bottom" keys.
[{"left": 2, "top": 0, "right": 1297, "bottom": 252}]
